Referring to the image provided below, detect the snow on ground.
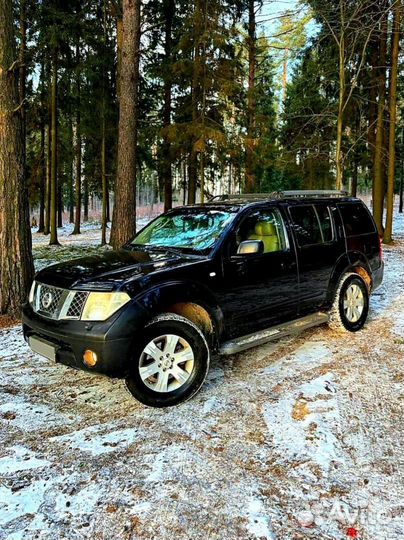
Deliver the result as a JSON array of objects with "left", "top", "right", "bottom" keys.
[{"left": 1, "top": 210, "right": 403, "bottom": 540}]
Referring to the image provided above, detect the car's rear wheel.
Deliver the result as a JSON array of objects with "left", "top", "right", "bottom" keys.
[
  {"left": 328, "top": 272, "right": 369, "bottom": 332},
  {"left": 125, "top": 313, "right": 210, "bottom": 407}
]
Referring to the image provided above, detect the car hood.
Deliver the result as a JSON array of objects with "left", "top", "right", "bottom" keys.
[{"left": 35, "top": 248, "right": 205, "bottom": 290}]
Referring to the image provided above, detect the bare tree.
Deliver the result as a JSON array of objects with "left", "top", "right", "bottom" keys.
[
  {"left": 383, "top": 0, "right": 402, "bottom": 243},
  {"left": 314, "top": 0, "right": 387, "bottom": 189}
]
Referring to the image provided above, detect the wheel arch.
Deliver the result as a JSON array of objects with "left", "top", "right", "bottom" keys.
[
  {"left": 326, "top": 253, "right": 373, "bottom": 306},
  {"left": 134, "top": 280, "right": 224, "bottom": 348}
]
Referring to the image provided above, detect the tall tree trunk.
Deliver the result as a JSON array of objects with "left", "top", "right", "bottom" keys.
[
  {"left": 161, "top": 0, "right": 174, "bottom": 212},
  {"left": 67, "top": 115, "right": 74, "bottom": 223},
  {"left": 400, "top": 129, "right": 404, "bottom": 214},
  {"left": 44, "top": 122, "right": 51, "bottom": 234},
  {"left": 38, "top": 122, "right": 45, "bottom": 232},
  {"left": 116, "top": 14, "right": 123, "bottom": 103},
  {"left": 187, "top": 151, "right": 197, "bottom": 204},
  {"left": 0, "top": 0, "right": 34, "bottom": 316},
  {"left": 57, "top": 175, "right": 63, "bottom": 228},
  {"left": 383, "top": 0, "right": 401, "bottom": 244},
  {"left": 106, "top": 185, "right": 110, "bottom": 222},
  {"left": 19, "top": 0, "right": 27, "bottom": 186},
  {"left": 335, "top": 2, "right": 345, "bottom": 191},
  {"left": 282, "top": 47, "right": 289, "bottom": 106},
  {"left": 101, "top": 103, "right": 107, "bottom": 245},
  {"left": 72, "top": 43, "right": 81, "bottom": 235},
  {"left": 245, "top": 0, "right": 256, "bottom": 193},
  {"left": 49, "top": 50, "right": 59, "bottom": 245},
  {"left": 187, "top": 2, "right": 202, "bottom": 206},
  {"left": 367, "top": 37, "right": 378, "bottom": 182},
  {"left": 83, "top": 173, "right": 89, "bottom": 221},
  {"left": 110, "top": 0, "right": 141, "bottom": 248},
  {"left": 373, "top": 8, "right": 388, "bottom": 236},
  {"left": 351, "top": 159, "right": 358, "bottom": 197},
  {"left": 101, "top": 0, "right": 108, "bottom": 245}
]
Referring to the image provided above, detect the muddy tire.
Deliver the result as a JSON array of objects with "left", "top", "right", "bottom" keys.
[
  {"left": 328, "top": 273, "right": 369, "bottom": 332},
  {"left": 125, "top": 313, "right": 210, "bottom": 407}
]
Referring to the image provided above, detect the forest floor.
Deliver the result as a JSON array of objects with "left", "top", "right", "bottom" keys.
[{"left": 0, "top": 210, "right": 403, "bottom": 540}]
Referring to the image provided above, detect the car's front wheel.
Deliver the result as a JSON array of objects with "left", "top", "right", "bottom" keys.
[
  {"left": 328, "top": 272, "right": 369, "bottom": 332},
  {"left": 125, "top": 313, "right": 210, "bottom": 407}
]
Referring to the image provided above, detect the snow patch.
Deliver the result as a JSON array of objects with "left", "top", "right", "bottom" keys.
[
  {"left": 264, "top": 373, "right": 343, "bottom": 472},
  {"left": 246, "top": 496, "right": 275, "bottom": 539},
  {"left": 51, "top": 425, "right": 140, "bottom": 456},
  {"left": 0, "top": 446, "right": 49, "bottom": 474}
]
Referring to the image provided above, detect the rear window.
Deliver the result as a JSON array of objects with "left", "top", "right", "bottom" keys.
[
  {"left": 338, "top": 203, "right": 375, "bottom": 236},
  {"left": 289, "top": 204, "right": 334, "bottom": 246}
]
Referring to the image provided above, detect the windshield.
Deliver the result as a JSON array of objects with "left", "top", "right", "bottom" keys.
[{"left": 129, "top": 208, "right": 237, "bottom": 254}]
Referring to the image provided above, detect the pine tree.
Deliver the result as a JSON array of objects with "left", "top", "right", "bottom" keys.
[
  {"left": 110, "top": 0, "right": 141, "bottom": 248},
  {"left": 0, "top": 0, "right": 34, "bottom": 316}
]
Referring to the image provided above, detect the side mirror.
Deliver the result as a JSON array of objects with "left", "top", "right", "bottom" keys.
[{"left": 237, "top": 240, "right": 264, "bottom": 256}]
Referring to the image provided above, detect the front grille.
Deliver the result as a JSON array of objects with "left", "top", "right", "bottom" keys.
[
  {"left": 66, "top": 291, "right": 89, "bottom": 318},
  {"left": 36, "top": 284, "right": 65, "bottom": 318},
  {"left": 33, "top": 283, "right": 88, "bottom": 320}
]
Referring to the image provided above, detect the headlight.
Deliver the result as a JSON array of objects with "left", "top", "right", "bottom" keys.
[
  {"left": 29, "top": 281, "right": 36, "bottom": 304},
  {"left": 81, "top": 292, "right": 131, "bottom": 321}
]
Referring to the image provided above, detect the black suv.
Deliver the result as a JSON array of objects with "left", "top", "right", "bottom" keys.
[{"left": 23, "top": 191, "right": 383, "bottom": 407}]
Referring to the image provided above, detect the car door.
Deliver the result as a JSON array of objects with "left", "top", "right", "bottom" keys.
[
  {"left": 217, "top": 206, "right": 299, "bottom": 338},
  {"left": 287, "top": 202, "right": 345, "bottom": 312}
]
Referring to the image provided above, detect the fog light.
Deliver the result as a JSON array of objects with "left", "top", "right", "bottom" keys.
[{"left": 83, "top": 350, "right": 98, "bottom": 367}]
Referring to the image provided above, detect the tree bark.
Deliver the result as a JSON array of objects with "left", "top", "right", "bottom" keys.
[
  {"left": 0, "top": 0, "right": 34, "bottom": 316},
  {"left": 335, "top": 0, "right": 346, "bottom": 191},
  {"left": 187, "top": 151, "right": 197, "bottom": 204},
  {"left": 83, "top": 173, "right": 89, "bottom": 221},
  {"left": 367, "top": 37, "right": 378, "bottom": 182},
  {"left": 400, "top": 129, "right": 404, "bottom": 214},
  {"left": 44, "top": 122, "right": 51, "bottom": 234},
  {"left": 245, "top": 0, "right": 256, "bottom": 193},
  {"left": 49, "top": 50, "right": 59, "bottom": 245},
  {"left": 116, "top": 14, "right": 123, "bottom": 103},
  {"left": 38, "top": 122, "right": 46, "bottom": 232},
  {"left": 67, "top": 114, "right": 74, "bottom": 224},
  {"left": 373, "top": 7, "right": 388, "bottom": 235},
  {"left": 110, "top": 0, "right": 141, "bottom": 249},
  {"left": 101, "top": 107, "right": 108, "bottom": 245},
  {"left": 161, "top": 0, "right": 174, "bottom": 212},
  {"left": 282, "top": 47, "right": 289, "bottom": 106},
  {"left": 19, "top": 0, "right": 27, "bottom": 186},
  {"left": 72, "top": 43, "right": 81, "bottom": 235},
  {"left": 383, "top": 0, "right": 401, "bottom": 244}
]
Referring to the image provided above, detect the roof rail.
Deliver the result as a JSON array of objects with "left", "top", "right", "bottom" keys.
[
  {"left": 281, "top": 190, "right": 349, "bottom": 198},
  {"left": 208, "top": 190, "right": 349, "bottom": 202},
  {"left": 208, "top": 192, "right": 282, "bottom": 202}
]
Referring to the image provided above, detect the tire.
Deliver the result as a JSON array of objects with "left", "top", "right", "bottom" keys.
[
  {"left": 328, "top": 272, "right": 369, "bottom": 332},
  {"left": 125, "top": 313, "right": 210, "bottom": 407}
]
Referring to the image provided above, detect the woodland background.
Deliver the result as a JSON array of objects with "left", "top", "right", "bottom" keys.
[{"left": 0, "top": 0, "right": 403, "bottom": 316}]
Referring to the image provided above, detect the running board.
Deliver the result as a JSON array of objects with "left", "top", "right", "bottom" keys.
[{"left": 219, "top": 312, "right": 329, "bottom": 355}]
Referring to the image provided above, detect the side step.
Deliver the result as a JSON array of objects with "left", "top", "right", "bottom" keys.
[{"left": 218, "top": 312, "right": 329, "bottom": 355}]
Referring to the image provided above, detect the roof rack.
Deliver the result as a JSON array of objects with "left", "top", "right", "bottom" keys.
[
  {"left": 208, "top": 190, "right": 349, "bottom": 202},
  {"left": 282, "top": 190, "right": 349, "bottom": 198}
]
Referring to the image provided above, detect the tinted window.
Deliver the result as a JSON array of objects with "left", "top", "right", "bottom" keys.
[
  {"left": 339, "top": 203, "right": 375, "bottom": 236},
  {"left": 289, "top": 205, "right": 322, "bottom": 246},
  {"left": 234, "top": 209, "right": 288, "bottom": 254},
  {"left": 315, "top": 204, "right": 333, "bottom": 242}
]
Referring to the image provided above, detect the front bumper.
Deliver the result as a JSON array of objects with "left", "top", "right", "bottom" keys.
[{"left": 22, "top": 303, "right": 144, "bottom": 377}]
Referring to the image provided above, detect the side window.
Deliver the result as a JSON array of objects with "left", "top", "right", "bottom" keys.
[
  {"left": 338, "top": 203, "right": 376, "bottom": 236},
  {"left": 234, "top": 209, "right": 288, "bottom": 254},
  {"left": 289, "top": 205, "right": 322, "bottom": 246},
  {"left": 315, "top": 204, "right": 334, "bottom": 242}
]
